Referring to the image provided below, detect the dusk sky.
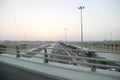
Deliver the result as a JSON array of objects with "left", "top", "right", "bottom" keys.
[{"left": 0, "top": 0, "right": 120, "bottom": 41}]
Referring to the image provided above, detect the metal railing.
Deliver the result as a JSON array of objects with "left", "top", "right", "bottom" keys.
[{"left": 0, "top": 47, "right": 120, "bottom": 72}]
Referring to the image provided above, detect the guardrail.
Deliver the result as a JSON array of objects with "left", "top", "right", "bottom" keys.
[{"left": 0, "top": 47, "right": 120, "bottom": 72}]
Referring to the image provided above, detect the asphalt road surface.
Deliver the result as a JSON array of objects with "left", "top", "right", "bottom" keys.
[{"left": 0, "top": 62, "right": 58, "bottom": 80}]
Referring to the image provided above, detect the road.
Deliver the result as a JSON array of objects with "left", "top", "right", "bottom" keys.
[{"left": 0, "top": 61, "right": 59, "bottom": 80}]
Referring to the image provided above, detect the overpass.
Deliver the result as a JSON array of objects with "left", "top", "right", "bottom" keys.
[
  {"left": 0, "top": 53, "right": 120, "bottom": 80},
  {"left": 0, "top": 43, "right": 120, "bottom": 80}
]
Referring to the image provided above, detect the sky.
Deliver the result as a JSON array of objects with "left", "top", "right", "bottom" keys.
[{"left": 0, "top": 0, "right": 120, "bottom": 41}]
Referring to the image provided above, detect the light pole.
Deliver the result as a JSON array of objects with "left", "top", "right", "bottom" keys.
[
  {"left": 64, "top": 28, "right": 67, "bottom": 43},
  {"left": 78, "top": 6, "right": 84, "bottom": 51},
  {"left": 110, "top": 33, "right": 112, "bottom": 41}
]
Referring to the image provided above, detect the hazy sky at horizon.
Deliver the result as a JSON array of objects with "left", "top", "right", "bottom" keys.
[{"left": 0, "top": 0, "right": 120, "bottom": 41}]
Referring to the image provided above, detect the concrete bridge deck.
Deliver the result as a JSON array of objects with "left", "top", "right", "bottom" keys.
[{"left": 0, "top": 55, "right": 120, "bottom": 80}]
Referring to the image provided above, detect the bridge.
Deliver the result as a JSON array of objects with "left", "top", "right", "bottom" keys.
[{"left": 0, "top": 43, "right": 120, "bottom": 80}]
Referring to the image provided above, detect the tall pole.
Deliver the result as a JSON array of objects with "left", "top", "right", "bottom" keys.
[
  {"left": 110, "top": 33, "right": 112, "bottom": 41},
  {"left": 64, "top": 28, "right": 67, "bottom": 43},
  {"left": 78, "top": 6, "right": 84, "bottom": 51}
]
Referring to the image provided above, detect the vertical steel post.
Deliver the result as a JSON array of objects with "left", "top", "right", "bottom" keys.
[
  {"left": 91, "top": 65, "right": 96, "bottom": 72},
  {"left": 16, "top": 46, "right": 20, "bottom": 58},
  {"left": 44, "top": 48, "right": 48, "bottom": 63},
  {"left": 90, "top": 51, "right": 96, "bottom": 72}
]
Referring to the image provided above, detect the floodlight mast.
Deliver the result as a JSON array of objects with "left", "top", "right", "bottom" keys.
[
  {"left": 78, "top": 6, "right": 84, "bottom": 52},
  {"left": 64, "top": 28, "right": 67, "bottom": 44}
]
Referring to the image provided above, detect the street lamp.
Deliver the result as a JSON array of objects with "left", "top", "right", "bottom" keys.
[
  {"left": 110, "top": 33, "right": 112, "bottom": 41},
  {"left": 64, "top": 28, "right": 67, "bottom": 43},
  {"left": 78, "top": 6, "right": 84, "bottom": 51}
]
